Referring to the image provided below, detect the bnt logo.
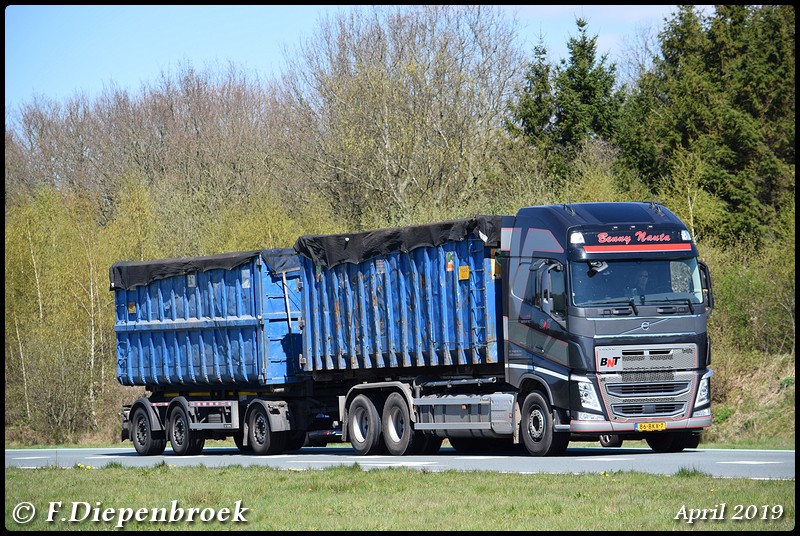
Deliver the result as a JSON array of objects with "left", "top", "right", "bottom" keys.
[{"left": 600, "top": 357, "right": 619, "bottom": 368}]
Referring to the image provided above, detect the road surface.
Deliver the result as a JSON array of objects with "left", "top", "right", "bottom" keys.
[{"left": 5, "top": 445, "right": 794, "bottom": 480}]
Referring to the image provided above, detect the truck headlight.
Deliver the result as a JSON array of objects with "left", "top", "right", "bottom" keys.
[
  {"left": 694, "top": 370, "right": 713, "bottom": 407},
  {"left": 575, "top": 378, "right": 601, "bottom": 411},
  {"left": 576, "top": 412, "right": 604, "bottom": 421}
]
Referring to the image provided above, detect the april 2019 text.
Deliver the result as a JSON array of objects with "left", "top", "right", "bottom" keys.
[{"left": 675, "top": 503, "right": 784, "bottom": 524}]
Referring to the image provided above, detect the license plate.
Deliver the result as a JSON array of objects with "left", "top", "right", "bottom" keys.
[{"left": 636, "top": 422, "right": 666, "bottom": 432}]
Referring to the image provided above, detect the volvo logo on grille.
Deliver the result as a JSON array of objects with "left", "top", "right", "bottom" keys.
[{"left": 640, "top": 321, "right": 651, "bottom": 331}]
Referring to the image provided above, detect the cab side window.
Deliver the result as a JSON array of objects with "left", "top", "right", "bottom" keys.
[{"left": 550, "top": 268, "right": 566, "bottom": 319}]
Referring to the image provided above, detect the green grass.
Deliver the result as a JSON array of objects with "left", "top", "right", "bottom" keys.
[{"left": 5, "top": 463, "right": 794, "bottom": 531}]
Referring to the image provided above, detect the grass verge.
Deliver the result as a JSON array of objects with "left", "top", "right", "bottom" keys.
[{"left": 5, "top": 463, "right": 795, "bottom": 531}]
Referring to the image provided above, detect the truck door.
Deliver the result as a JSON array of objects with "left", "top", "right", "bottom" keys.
[{"left": 509, "top": 259, "right": 569, "bottom": 367}]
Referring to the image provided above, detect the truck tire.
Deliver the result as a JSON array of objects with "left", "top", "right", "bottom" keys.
[
  {"left": 233, "top": 430, "right": 252, "bottom": 452},
  {"left": 679, "top": 431, "right": 701, "bottom": 449},
  {"left": 520, "top": 391, "right": 569, "bottom": 456},
  {"left": 131, "top": 407, "right": 166, "bottom": 456},
  {"left": 188, "top": 436, "right": 205, "bottom": 455},
  {"left": 285, "top": 430, "right": 307, "bottom": 451},
  {"left": 381, "top": 392, "right": 421, "bottom": 456},
  {"left": 348, "top": 394, "right": 383, "bottom": 455},
  {"left": 168, "top": 405, "right": 196, "bottom": 456},
  {"left": 599, "top": 434, "right": 623, "bottom": 448},
  {"left": 248, "top": 404, "right": 287, "bottom": 455}
]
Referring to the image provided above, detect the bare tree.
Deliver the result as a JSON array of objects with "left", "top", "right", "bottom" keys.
[{"left": 278, "top": 5, "right": 527, "bottom": 228}]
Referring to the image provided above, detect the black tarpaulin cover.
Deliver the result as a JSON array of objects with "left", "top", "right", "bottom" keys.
[
  {"left": 109, "top": 248, "right": 300, "bottom": 291},
  {"left": 293, "top": 215, "right": 503, "bottom": 268}
]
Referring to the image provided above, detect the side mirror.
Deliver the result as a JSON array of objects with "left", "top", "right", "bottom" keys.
[
  {"left": 537, "top": 261, "right": 563, "bottom": 316},
  {"left": 698, "top": 260, "right": 714, "bottom": 311}
]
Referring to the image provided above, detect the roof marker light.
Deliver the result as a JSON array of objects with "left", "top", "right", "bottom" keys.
[
  {"left": 681, "top": 230, "right": 692, "bottom": 241},
  {"left": 570, "top": 232, "right": 585, "bottom": 245}
]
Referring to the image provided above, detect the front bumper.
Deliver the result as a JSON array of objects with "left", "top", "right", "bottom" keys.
[{"left": 570, "top": 414, "right": 712, "bottom": 433}]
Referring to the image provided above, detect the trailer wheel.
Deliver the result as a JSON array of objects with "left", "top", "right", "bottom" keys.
[
  {"left": 520, "top": 391, "right": 569, "bottom": 456},
  {"left": 381, "top": 392, "right": 421, "bottom": 456},
  {"left": 348, "top": 394, "right": 383, "bottom": 455},
  {"left": 168, "top": 406, "right": 195, "bottom": 456},
  {"left": 131, "top": 407, "right": 166, "bottom": 456},
  {"left": 248, "top": 404, "right": 286, "bottom": 455},
  {"left": 188, "top": 436, "right": 205, "bottom": 455},
  {"left": 599, "top": 434, "right": 623, "bottom": 448}
]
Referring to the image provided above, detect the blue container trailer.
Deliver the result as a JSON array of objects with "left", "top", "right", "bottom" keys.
[
  {"left": 296, "top": 225, "right": 502, "bottom": 372},
  {"left": 114, "top": 203, "right": 714, "bottom": 457},
  {"left": 112, "top": 249, "right": 304, "bottom": 387}
]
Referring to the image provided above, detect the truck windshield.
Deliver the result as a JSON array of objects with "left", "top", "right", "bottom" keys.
[{"left": 570, "top": 258, "right": 703, "bottom": 307}]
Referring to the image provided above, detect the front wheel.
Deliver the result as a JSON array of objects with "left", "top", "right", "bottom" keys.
[{"left": 520, "top": 391, "right": 569, "bottom": 456}]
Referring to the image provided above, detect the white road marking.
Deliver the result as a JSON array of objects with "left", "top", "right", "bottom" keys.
[
  {"left": 717, "top": 461, "right": 782, "bottom": 465},
  {"left": 284, "top": 460, "right": 438, "bottom": 467},
  {"left": 575, "top": 457, "right": 636, "bottom": 461}
]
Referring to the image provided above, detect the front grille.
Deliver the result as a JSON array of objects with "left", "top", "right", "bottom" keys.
[
  {"left": 596, "top": 343, "right": 697, "bottom": 421},
  {"left": 606, "top": 381, "right": 690, "bottom": 397},
  {"left": 611, "top": 402, "right": 686, "bottom": 417}
]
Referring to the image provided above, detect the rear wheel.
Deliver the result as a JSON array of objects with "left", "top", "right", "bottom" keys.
[
  {"left": 381, "top": 392, "right": 421, "bottom": 456},
  {"left": 168, "top": 406, "right": 195, "bottom": 456},
  {"left": 520, "top": 391, "right": 569, "bottom": 456},
  {"left": 248, "top": 404, "right": 287, "bottom": 455},
  {"left": 187, "top": 436, "right": 205, "bottom": 455},
  {"left": 131, "top": 407, "right": 166, "bottom": 456},
  {"left": 348, "top": 394, "right": 383, "bottom": 455}
]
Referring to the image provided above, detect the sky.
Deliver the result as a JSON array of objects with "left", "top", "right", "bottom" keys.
[{"left": 5, "top": 5, "right": 703, "bottom": 113}]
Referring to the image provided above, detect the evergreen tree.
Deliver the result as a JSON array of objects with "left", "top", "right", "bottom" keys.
[
  {"left": 553, "top": 18, "right": 623, "bottom": 148},
  {"left": 616, "top": 5, "right": 795, "bottom": 242},
  {"left": 506, "top": 39, "right": 555, "bottom": 150},
  {"left": 508, "top": 18, "right": 623, "bottom": 185}
]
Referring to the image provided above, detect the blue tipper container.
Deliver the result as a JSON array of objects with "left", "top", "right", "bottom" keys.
[
  {"left": 110, "top": 249, "right": 304, "bottom": 388},
  {"left": 293, "top": 216, "right": 504, "bottom": 372}
]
